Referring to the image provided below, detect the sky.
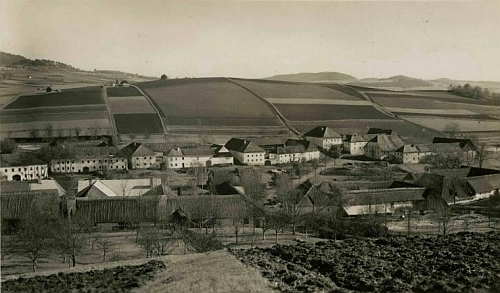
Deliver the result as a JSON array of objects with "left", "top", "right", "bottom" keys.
[{"left": 1, "top": 0, "right": 499, "bottom": 81}]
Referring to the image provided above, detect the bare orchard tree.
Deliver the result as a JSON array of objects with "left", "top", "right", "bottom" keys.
[
  {"left": 54, "top": 219, "right": 87, "bottom": 268},
  {"left": 268, "top": 211, "right": 291, "bottom": 243},
  {"left": 444, "top": 122, "right": 460, "bottom": 138},
  {"left": 431, "top": 205, "right": 454, "bottom": 235},
  {"left": 96, "top": 236, "right": 113, "bottom": 262},
  {"left": 239, "top": 169, "right": 265, "bottom": 235},
  {"left": 45, "top": 123, "right": 54, "bottom": 140},
  {"left": 73, "top": 126, "right": 82, "bottom": 139},
  {"left": 9, "top": 213, "right": 54, "bottom": 272},
  {"left": 29, "top": 128, "right": 39, "bottom": 142}
]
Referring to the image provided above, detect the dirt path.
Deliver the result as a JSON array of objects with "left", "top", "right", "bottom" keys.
[{"left": 136, "top": 250, "right": 275, "bottom": 293}]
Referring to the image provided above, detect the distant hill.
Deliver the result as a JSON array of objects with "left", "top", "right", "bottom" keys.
[
  {"left": 266, "top": 72, "right": 357, "bottom": 83},
  {"left": 0, "top": 51, "right": 76, "bottom": 70},
  {"left": 350, "top": 75, "right": 433, "bottom": 89}
]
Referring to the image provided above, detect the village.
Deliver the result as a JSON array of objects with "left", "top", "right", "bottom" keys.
[{"left": 2, "top": 121, "right": 500, "bottom": 276}]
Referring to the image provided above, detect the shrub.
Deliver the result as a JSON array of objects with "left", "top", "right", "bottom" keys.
[{"left": 180, "top": 229, "right": 222, "bottom": 253}]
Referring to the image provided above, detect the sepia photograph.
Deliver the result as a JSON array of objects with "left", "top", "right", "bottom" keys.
[{"left": 0, "top": 0, "right": 499, "bottom": 292}]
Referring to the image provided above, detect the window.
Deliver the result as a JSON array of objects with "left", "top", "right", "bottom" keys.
[
  {"left": 82, "top": 161, "right": 84, "bottom": 164},
  {"left": 18, "top": 168, "right": 21, "bottom": 171},
  {"left": 104, "top": 160, "right": 107, "bottom": 163},
  {"left": 110, "top": 166, "right": 113, "bottom": 169},
  {"left": 144, "top": 157, "right": 146, "bottom": 159},
  {"left": 99, "top": 160, "right": 101, "bottom": 163},
  {"left": 149, "top": 157, "right": 152, "bottom": 160},
  {"left": 4, "top": 169, "right": 7, "bottom": 173},
  {"left": 72, "top": 167, "right": 74, "bottom": 170},
  {"left": 30, "top": 167, "right": 32, "bottom": 170},
  {"left": 12, "top": 168, "right": 14, "bottom": 172}
]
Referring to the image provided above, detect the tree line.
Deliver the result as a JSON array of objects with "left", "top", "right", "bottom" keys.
[{"left": 448, "top": 84, "right": 500, "bottom": 100}]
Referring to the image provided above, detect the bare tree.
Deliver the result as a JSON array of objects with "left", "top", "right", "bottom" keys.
[
  {"left": 268, "top": 211, "right": 291, "bottom": 243},
  {"left": 281, "top": 189, "right": 304, "bottom": 234},
  {"left": 444, "top": 122, "right": 460, "bottom": 138},
  {"left": 96, "top": 236, "right": 113, "bottom": 262},
  {"left": 431, "top": 206, "right": 454, "bottom": 235},
  {"left": 54, "top": 219, "right": 87, "bottom": 267},
  {"left": 9, "top": 213, "right": 54, "bottom": 272},
  {"left": 45, "top": 124, "right": 54, "bottom": 139},
  {"left": 29, "top": 128, "right": 39, "bottom": 142},
  {"left": 239, "top": 169, "right": 265, "bottom": 235}
]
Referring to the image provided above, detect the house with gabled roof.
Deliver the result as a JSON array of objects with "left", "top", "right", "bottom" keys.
[
  {"left": 225, "top": 138, "right": 266, "bottom": 166},
  {"left": 50, "top": 155, "right": 127, "bottom": 174},
  {"left": 267, "top": 139, "right": 320, "bottom": 165},
  {"left": 342, "top": 133, "right": 369, "bottom": 155},
  {"left": 343, "top": 187, "right": 427, "bottom": 216},
  {"left": 1, "top": 154, "right": 48, "bottom": 181},
  {"left": 303, "top": 126, "right": 342, "bottom": 149},
  {"left": 364, "top": 134, "right": 405, "bottom": 160},
  {"left": 76, "top": 178, "right": 162, "bottom": 198},
  {"left": 210, "top": 145, "right": 234, "bottom": 166},
  {"left": 116, "top": 142, "right": 156, "bottom": 169},
  {"left": 394, "top": 144, "right": 433, "bottom": 164},
  {"left": 165, "top": 147, "right": 213, "bottom": 169}
]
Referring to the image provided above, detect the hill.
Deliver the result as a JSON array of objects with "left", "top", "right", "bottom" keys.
[
  {"left": 0, "top": 51, "right": 75, "bottom": 70},
  {"left": 350, "top": 75, "right": 433, "bottom": 89},
  {"left": 266, "top": 72, "right": 357, "bottom": 83}
]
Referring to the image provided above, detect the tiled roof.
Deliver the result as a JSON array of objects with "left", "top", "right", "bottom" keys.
[
  {"left": 395, "top": 144, "right": 431, "bottom": 153},
  {"left": 304, "top": 126, "right": 341, "bottom": 138},
  {"left": 116, "top": 142, "right": 155, "bottom": 158},
  {"left": 77, "top": 178, "right": 161, "bottom": 198},
  {"left": 366, "top": 134, "right": 405, "bottom": 152},
  {"left": 467, "top": 174, "right": 500, "bottom": 193},
  {"left": 225, "top": 138, "right": 265, "bottom": 153},
  {"left": 345, "top": 188, "right": 426, "bottom": 206},
  {"left": 367, "top": 128, "right": 396, "bottom": 135},
  {"left": 1, "top": 190, "right": 61, "bottom": 219},
  {"left": 344, "top": 134, "right": 368, "bottom": 143}
]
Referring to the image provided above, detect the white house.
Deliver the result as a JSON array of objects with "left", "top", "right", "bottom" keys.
[
  {"left": 303, "top": 126, "right": 342, "bottom": 149},
  {"left": 393, "top": 144, "right": 433, "bottom": 164},
  {"left": 343, "top": 134, "right": 368, "bottom": 155},
  {"left": 166, "top": 147, "right": 213, "bottom": 169},
  {"left": 268, "top": 139, "right": 320, "bottom": 165},
  {"left": 0, "top": 154, "right": 48, "bottom": 181},
  {"left": 116, "top": 142, "right": 156, "bottom": 170},
  {"left": 225, "top": 138, "right": 266, "bottom": 166},
  {"left": 50, "top": 156, "right": 127, "bottom": 173},
  {"left": 210, "top": 145, "right": 235, "bottom": 166}
]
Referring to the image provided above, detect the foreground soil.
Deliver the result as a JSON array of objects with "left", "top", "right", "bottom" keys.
[
  {"left": 1, "top": 260, "right": 165, "bottom": 293},
  {"left": 1, "top": 250, "right": 275, "bottom": 293},
  {"left": 232, "top": 232, "right": 500, "bottom": 292}
]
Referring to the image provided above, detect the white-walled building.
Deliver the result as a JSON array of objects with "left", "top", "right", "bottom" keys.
[
  {"left": 343, "top": 134, "right": 368, "bottom": 155},
  {"left": 116, "top": 142, "right": 156, "bottom": 170},
  {"left": 166, "top": 147, "right": 213, "bottom": 169},
  {"left": 50, "top": 156, "right": 127, "bottom": 174},
  {"left": 268, "top": 139, "right": 320, "bottom": 165},
  {"left": 364, "top": 134, "right": 405, "bottom": 160},
  {"left": 394, "top": 144, "right": 432, "bottom": 164},
  {"left": 225, "top": 138, "right": 266, "bottom": 166},
  {"left": 1, "top": 154, "right": 48, "bottom": 181},
  {"left": 210, "top": 145, "right": 235, "bottom": 166},
  {"left": 303, "top": 126, "right": 342, "bottom": 149}
]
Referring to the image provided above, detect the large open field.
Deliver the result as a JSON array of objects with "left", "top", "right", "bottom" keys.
[
  {"left": 4, "top": 86, "right": 103, "bottom": 109},
  {"left": 275, "top": 104, "right": 392, "bottom": 121},
  {"left": 234, "top": 79, "right": 363, "bottom": 101},
  {"left": 137, "top": 78, "right": 288, "bottom": 137},
  {"left": 114, "top": 114, "right": 163, "bottom": 134}
]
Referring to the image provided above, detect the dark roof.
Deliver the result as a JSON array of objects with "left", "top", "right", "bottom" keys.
[
  {"left": 1, "top": 153, "right": 22, "bottom": 167},
  {"left": 344, "top": 134, "right": 368, "bottom": 143},
  {"left": 389, "top": 181, "right": 420, "bottom": 188},
  {"left": 467, "top": 174, "right": 500, "bottom": 193},
  {"left": 395, "top": 144, "right": 431, "bottom": 153},
  {"left": 366, "top": 134, "right": 405, "bottom": 152},
  {"left": 367, "top": 128, "right": 397, "bottom": 135},
  {"left": 0, "top": 180, "right": 31, "bottom": 192},
  {"left": 432, "top": 137, "right": 476, "bottom": 150},
  {"left": 116, "top": 142, "right": 155, "bottom": 158},
  {"left": 213, "top": 182, "right": 241, "bottom": 195},
  {"left": 165, "top": 194, "right": 250, "bottom": 219},
  {"left": 225, "top": 138, "right": 265, "bottom": 153},
  {"left": 304, "top": 126, "right": 341, "bottom": 138},
  {"left": 345, "top": 188, "right": 426, "bottom": 206},
  {"left": 414, "top": 173, "right": 474, "bottom": 202},
  {"left": 2, "top": 190, "right": 61, "bottom": 219}
]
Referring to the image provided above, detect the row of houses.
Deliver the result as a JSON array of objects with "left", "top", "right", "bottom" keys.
[{"left": 310, "top": 126, "right": 476, "bottom": 164}]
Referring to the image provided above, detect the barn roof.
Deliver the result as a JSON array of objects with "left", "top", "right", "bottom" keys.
[
  {"left": 1, "top": 189, "right": 61, "bottom": 219},
  {"left": 116, "top": 142, "right": 155, "bottom": 158},
  {"left": 367, "top": 128, "right": 397, "bottom": 135},
  {"left": 165, "top": 194, "right": 250, "bottom": 219},
  {"left": 366, "top": 134, "right": 405, "bottom": 152},
  {"left": 225, "top": 138, "right": 265, "bottom": 153},
  {"left": 76, "top": 178, "right": 161, "bottom": 198},
  {"left": 467, "top": 174, "right": 500, "bottom": 194},
  {"left": 304, "top": 126, "right": 341, "bottom": 138},
  {"left": 395, "top": 144, "right": 431, "bottom": 153},
  {"left": 344, "top": 188, "right": 426, "bottom": 206},
  {"left": 344, "top": 134, "right": 368, "bottom": 143}
]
